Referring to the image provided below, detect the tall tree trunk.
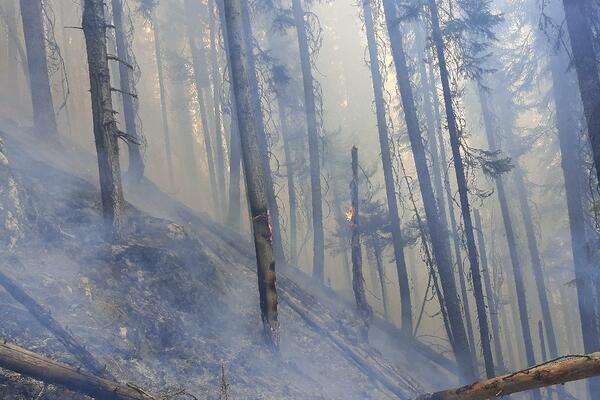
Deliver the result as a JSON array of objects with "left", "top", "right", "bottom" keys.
[
  {"left": 549, "top": 42, "right": 600, "bottom": 398},
  {"left": 222, "top": 0, "right": 278, "bottom": 347},
  {"left": 426, "top": 0, "right": 496, "bottom": 379},
  {"left": 473, "top": 209, "right": 506, "bottom": 372},
  {"left": 151, "top": 11, "right": 175, "bottom": 190},
  {"left": 426, "top": 59, "right": 478, "bottom": 362},
  {"left": 476, "top": 88, "right": 538, "bottom": 395},
  {"left": 350, "top": 146, "right": 372, "bottom": 335},
  {"left": 20, "top": 0, "right": 58, "bottom": 136},
  {"left": 274, "top": 86, "right": 298, "bottom": 265},
  {"left": 82, "top": 0, "right": 125, "bottom": 242},
  {"left": 111, "top": 0, "right": 144, "bottom": 181},
  {"left": 362, "top": 0, "right": 413, "bottom": 335},
  {"left": 208, "top": 0, "right": 227, "bottom": 211},
  {"left": 184, "top": 0, "right": 220, "bottom": 212},
  {"left": 382, "top": 0, "right": 480, "bottom": 377},
  {"left": 239, "top": 1, "right": 285, "bottom": 264},
  {"left": 561, "top": 0, "right": 600, "bottom": 184},
  {"left": 291, "top": 0, "right": 325, "bottom": 281},
  {"left": 215, "top": 0, "right": 242, "bottom": 228}
]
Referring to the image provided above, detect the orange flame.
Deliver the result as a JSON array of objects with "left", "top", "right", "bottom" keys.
[{"left": 345, "top": 208, "right": 354, "bottom": 223}]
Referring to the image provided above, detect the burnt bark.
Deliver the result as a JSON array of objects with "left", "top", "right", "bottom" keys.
[
  {"left": 291, "top": 0, "right": 325, "bottom": 282},
  {"left": 82, "top": 0, "right": 125, "bottom": 242},
  {"left": 222, "top": 0, "right": 279, "bottom": 347},
  {"left": 19, "top": 0, "right": 58, "bottom": 136}
]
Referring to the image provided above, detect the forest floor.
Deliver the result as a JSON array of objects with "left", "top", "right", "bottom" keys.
[{"left": 0, "top": 120, "right": 452, "bottom": 399}]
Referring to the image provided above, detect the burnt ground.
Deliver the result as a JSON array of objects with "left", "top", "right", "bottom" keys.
[{"left": 0, "top": 123, "right": 453, "bottom": 399}]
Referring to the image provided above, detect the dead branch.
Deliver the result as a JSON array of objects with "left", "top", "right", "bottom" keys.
[
  {"left": 415, "top": 352, "right": 600, "bottom": 400},
  {"left": 0, "top": 341, "right": 157, "bottom": 400}
]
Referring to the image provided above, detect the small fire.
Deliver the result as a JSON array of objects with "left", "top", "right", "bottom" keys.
[{"left": 345, "top": 208, "right": 354, "bottom": 223}]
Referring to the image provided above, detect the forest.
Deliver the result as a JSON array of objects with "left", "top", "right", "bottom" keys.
[{"left": 0, "top": 0, "right": 599, "bottom": 398}]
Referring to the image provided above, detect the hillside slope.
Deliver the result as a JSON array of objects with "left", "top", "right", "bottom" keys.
[{"left": 0, "top": 123, "right": 452, "bottom": 399}]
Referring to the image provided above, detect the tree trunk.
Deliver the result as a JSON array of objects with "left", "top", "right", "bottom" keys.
[
  {"left": 383, "top": 0, "right": 480, "bottom": 377},
  {"left": 350, "top": 146, "right": 372, "bottom": 334},
  {"left": 291, "top": 0, "right": 325, "bottom": 282},
  {"left": 426, "top": 0, "right": 496, "bottom": 379},
  {"left": 239, "top": 1, "right": 285, "bottom": 264},
  {"left": 19, "top": 0, "right": 58, "bottom": 136},
  {"left": 549, "top": 40, "right": 600, "bottom": 397},
  {"left": 373, "top": 236, "right": 390, "bottom": 321},
  {"left": 0, "top": 342, "right": 157, "bottom": 400},
  {"left": 425, "top": 59, "right": 477, "bottom": 363},
  {"left": 473, "top": 209, "right": 506, "bottom": 373},
  {"left": 184, "top": 0, "right": 220, "bottom": 212},
  {"left": 208, "top": 0, "right": 227, "bottom": 211},
  {"left": 561, "top": 0, "right": 600, "bottom": 184},
  {"left": 82, "top": 0, "right": 125, "bottom": 242},
  {"left": 222, "top": 0, "right": 279, "bottom": 347},
  {"left": 111, "top": 0, "right": 144, "bottom": 181},
  {"left": 215, "top": 0, "right": 242, "bottom": 228},
  {"left": 274, "top": 85, "right": 298, "bottom": 265},
  {"left": 151, "top": 11, "right": 175, "bottom": 190},
  {"left": 363, "top": 0, "right": 413, "bottom": 335},
  {"left": 415, "top": 351, "right": 600, "bottom": 400},
  {"left": 476, "top": 88, "right": 537, "bottom": 391}
]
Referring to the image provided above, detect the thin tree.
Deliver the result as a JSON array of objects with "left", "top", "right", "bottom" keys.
[
  {"left": 426, "top": 0, "right": 498, "bottom": 379},
  {"left": 291, "top": 0, "right": 325, "bottom": 281},
  {"left": 350, "top": 146, "right": 372, "bottom": 335},
  {"left": 561, "top": 0, "right": 600, "bottom": 184},
  {"left": 82, "top": 0, "right": 125, "bottom": 242},
  {"left": 222, "top": 0, "right": 279, "bottom": 347},
  {"left": 361, "top": 0, "right": 414, "bottom": 335},
  {"left": 19, "top": 0, "right": 58, "bottom": 136},
  {"left": 112, "top": 0, "right": 144, "bottom": 180},
  {"left": 208, "top": 0, "right": 227, "bottom": 208},
  {"left": 381, "top": 0, "right": 480, "bottom": 377}
]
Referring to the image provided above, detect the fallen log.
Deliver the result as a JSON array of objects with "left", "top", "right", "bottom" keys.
[
  {"left": 0, "top": 256, "right": 109, "bottom": 378},
  {"left": 0, "top": 341, "right": 157, "bottom": 400},
  {"left": 415, "top": 352, "right": 600, "bottom": 400}
]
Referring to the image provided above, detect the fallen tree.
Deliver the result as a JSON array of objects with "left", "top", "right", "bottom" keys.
[
  {"left": 415, "top": 352, "right": 600, "bottom": 400},
  {"left": 0, "top": 256, "right": 109, "bottom": 378},
  {"left": 0, "top": 341, "right": 157, "bottom": 400}
]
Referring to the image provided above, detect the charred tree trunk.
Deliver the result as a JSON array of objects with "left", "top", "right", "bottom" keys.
[
  {"left": 427, "top": 0, "right": 496, "bottom": 379},
  {"left": 477, "top": 89, "right": 539, "bottom": 390},
  {"left": 222, "top": 0, "right": 279, "bottom": 347},
  {"left": 215, "top": 0, "right": 242, "bottom": 228},
  {"left": 291, "top": 0, "right": 325, "bottom": 282},
  {"left": 239, "top": 1, "right": 285, "bottom": 264},
  {"left": 350, "top": 146, "right": 372, "bottom": 334},
  {"left": 363, "top": 0, "right": 413, "bottom": 335},
  {"left": 415, "top": 351, "right": 600, "bottom": 400},
  {"left": 19, "top": 0, "right": 58, "bottom": 136},
  {"left": 473, "top": 209, "right": 506, "bottom": 373},
  {"left": 184, "top": 0, "right": 220, "bottom": 212},
  {"left": 208, "top": 0, "right": 227, "bottom": 209},
  {"left": 151, "top": 11, "right": 175, "bottom": 190},
  {"left": 111, "top": 0, "right": 144, "bottom": 181},
  {"left": 0, "top": 342, "right": 157, "bottom": 400},
  {"left": 382, "top": 0, "right": 479, "bottom": 377},
  {"left": 561, "top": 0, "right": 600, "bottom": 184},
  {"left": 82, "top": 0, "right": 125, "bottom": 242}
]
